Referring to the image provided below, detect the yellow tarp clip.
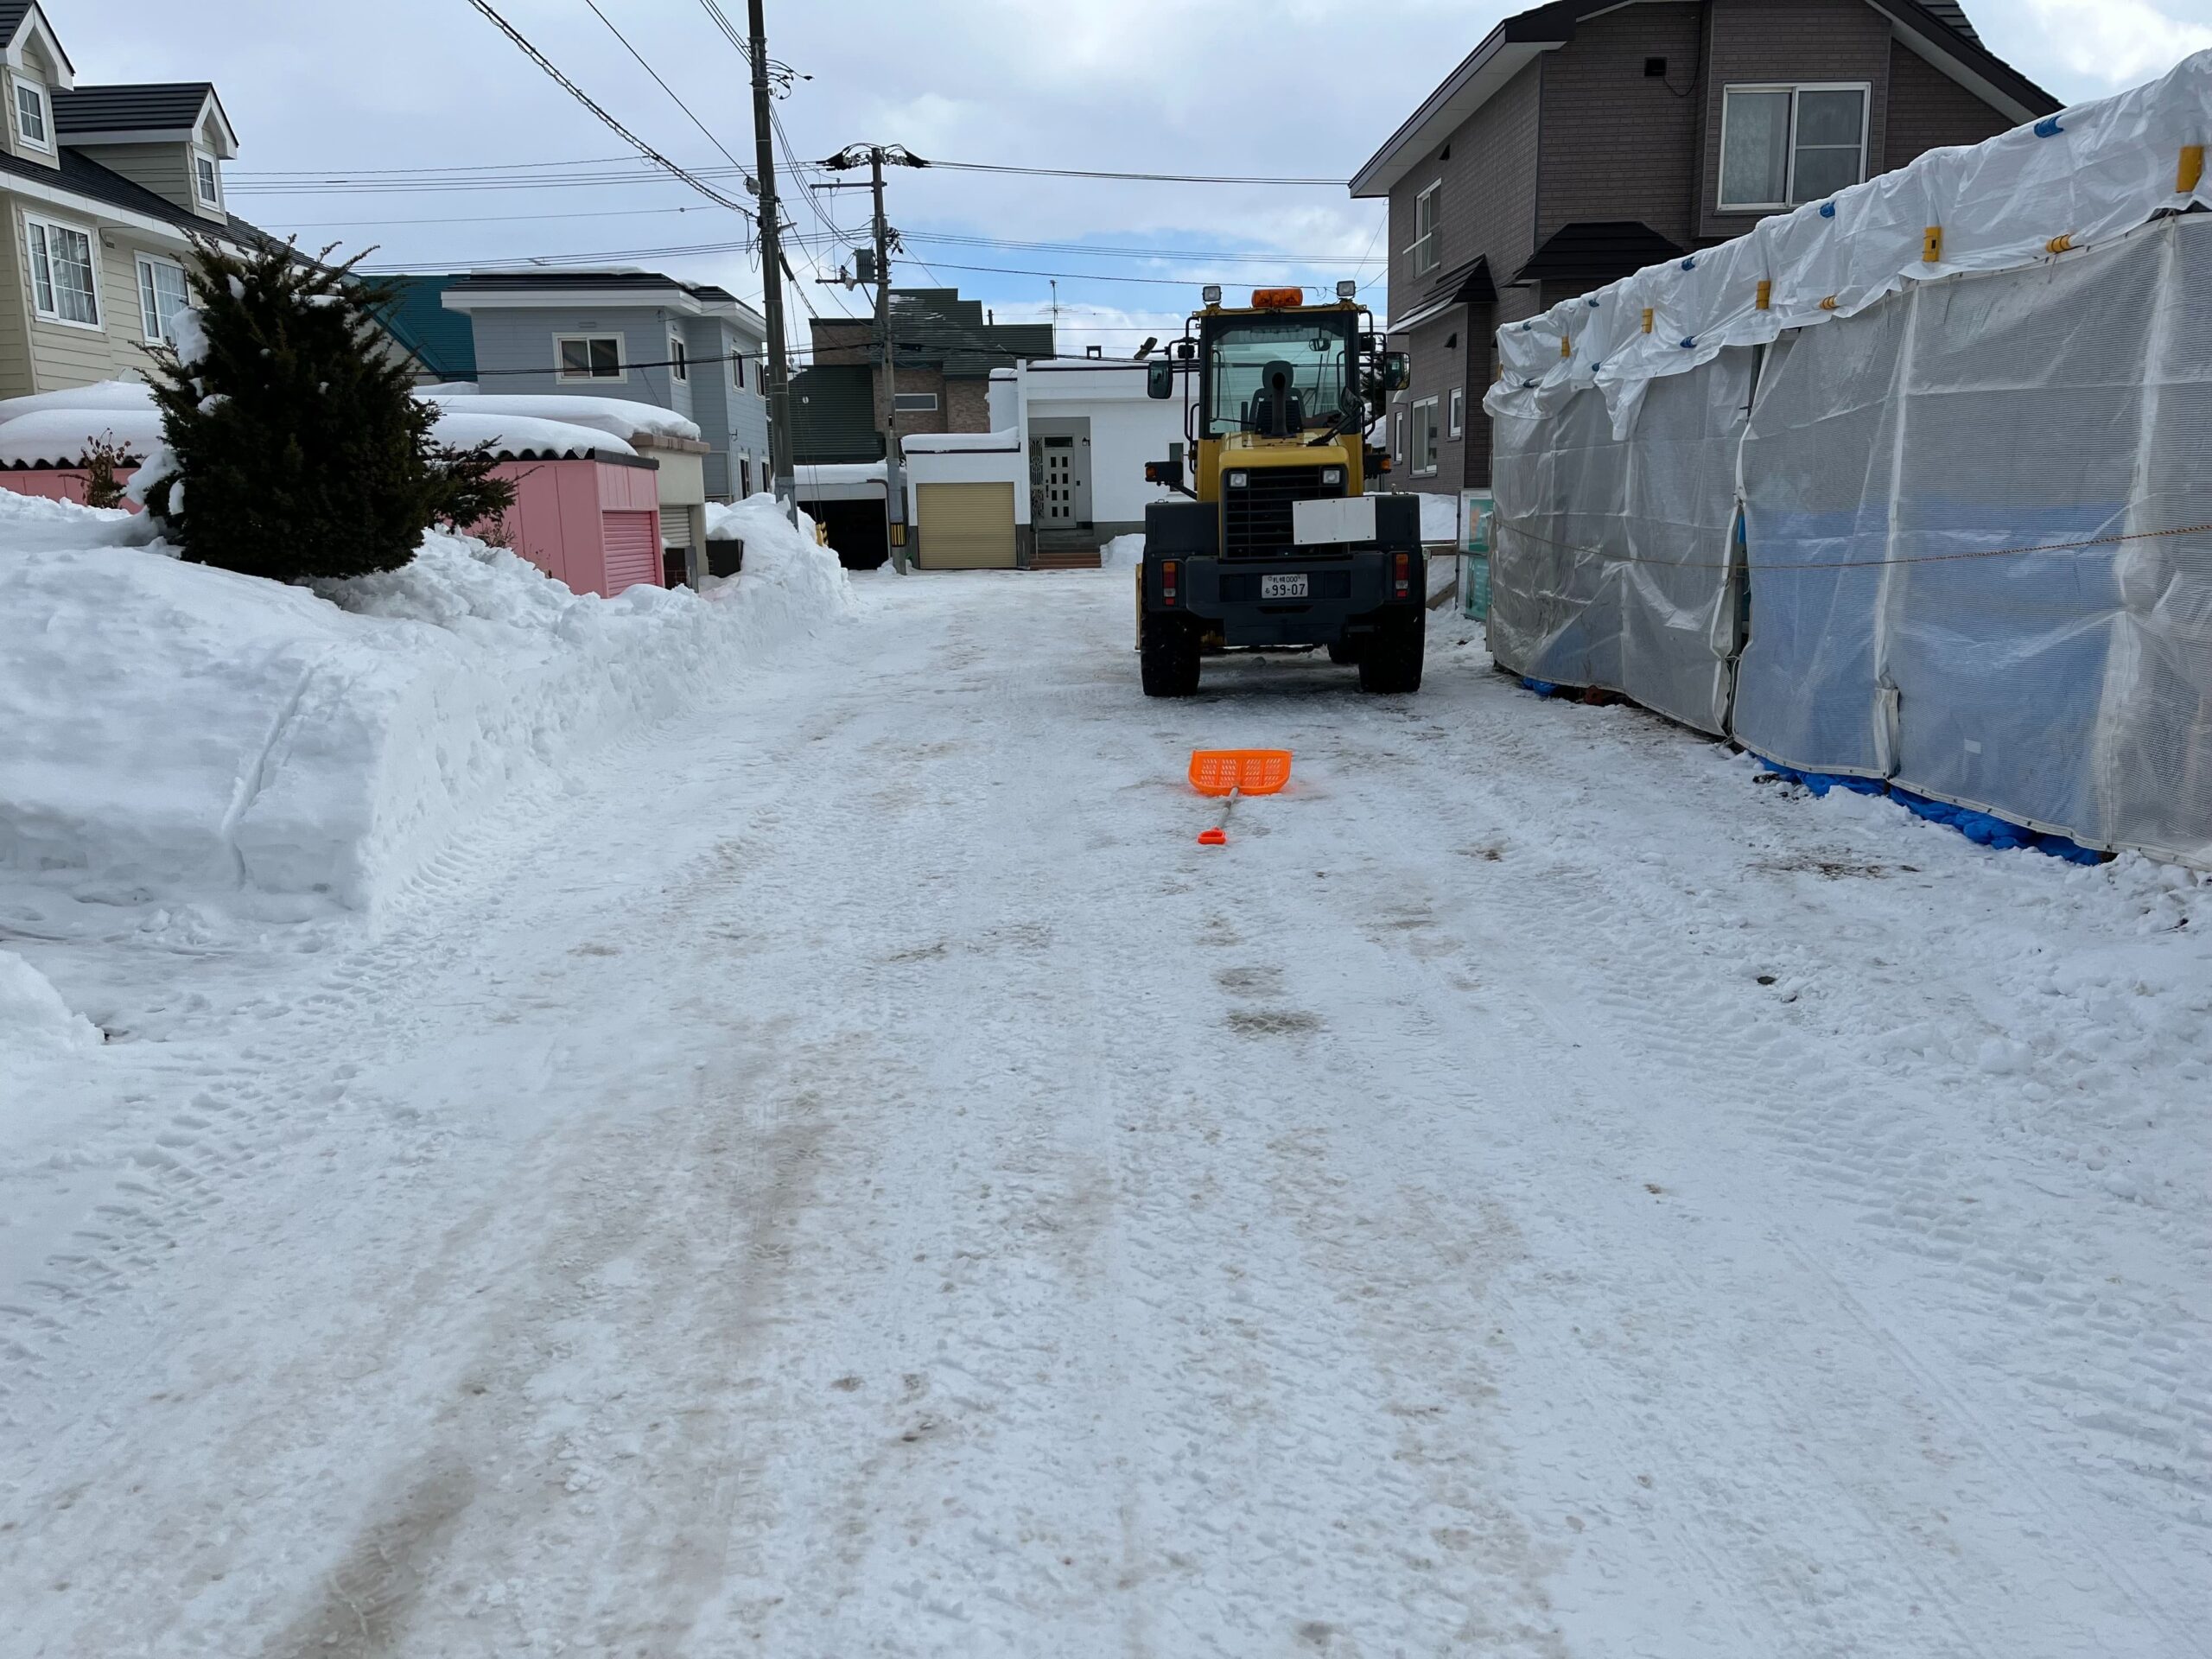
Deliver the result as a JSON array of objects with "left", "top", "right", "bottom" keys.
[
  {"left": 2182, "top": 145, "right": 2206, "bottom": 194},
  {"left": 1923, "top": 226, "right": 1943, "bottom": 264}
]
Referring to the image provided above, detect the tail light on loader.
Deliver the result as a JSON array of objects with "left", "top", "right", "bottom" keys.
[
  {"left": 1162, "top": 560, "right": 1179, "bottom": 606},
  {"left": 1394, "top": 551, "right": 1410, "bottom": 599}
]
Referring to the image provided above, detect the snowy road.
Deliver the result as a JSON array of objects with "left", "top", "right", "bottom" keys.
[{"left": 4, "top": 569, "right": 2208, "bottom": 1657}]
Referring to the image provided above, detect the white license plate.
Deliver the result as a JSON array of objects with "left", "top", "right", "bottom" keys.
[{"left": 1260, "top": 574, "right": 1309, "bottom": 600}]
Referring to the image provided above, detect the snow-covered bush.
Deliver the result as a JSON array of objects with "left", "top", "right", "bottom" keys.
[{"left": 140, "top": 238, "right": 512, "bottom": 582}]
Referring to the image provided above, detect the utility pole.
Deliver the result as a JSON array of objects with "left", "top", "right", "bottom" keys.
[
  {"left": 747, "top": 0, "right": 798, "bottom": 525},
  {"left": 868, "top": 146, "right": 905, "bottom": 573},
  {"left": 823, "top": 143, "right": 927, "bottom": 573}
]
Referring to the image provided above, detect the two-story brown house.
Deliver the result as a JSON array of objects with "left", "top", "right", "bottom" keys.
[
  {"left": 805, "top": 288, "right": 1052, "bottom": 447},
  {"left": 1351, "top": 0, "right": 2060, "bottom": 496}
]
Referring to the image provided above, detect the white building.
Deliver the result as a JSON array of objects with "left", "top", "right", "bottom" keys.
[
  {"left": 891, "top": 352, "right": 1198, "bottom": 571},
  {"left": 987, "top": 354, "right": 1198, "bottom": 561}
]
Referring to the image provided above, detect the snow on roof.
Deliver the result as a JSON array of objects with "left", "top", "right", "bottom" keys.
[
  {"left": 0, "top": 405, "right": 162, "bottom": 467},
  {"left": 422, "top": 394, "right": 698, "bottom": 447},
  {"left": 900, "top": 429, "right": 1021, "bottom": 453},
  {"left": 0, "top": 381, "right": 155, "bottom": 426},
  {"left": 429, "top": 411, "right": 635, "bottom": 460}
]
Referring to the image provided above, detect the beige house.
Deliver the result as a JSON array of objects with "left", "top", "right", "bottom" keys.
[{"left": 0, "top": 1, "right": 258, "bottom": 401}]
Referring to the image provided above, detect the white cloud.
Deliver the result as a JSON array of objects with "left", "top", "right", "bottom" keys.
[{"left": 2011, "top": 0, "right": 2212, "bottom": 87}]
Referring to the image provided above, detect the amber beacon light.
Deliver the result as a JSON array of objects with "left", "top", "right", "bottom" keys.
[{"left": 1251, "top": 287, "right": 1305, "bottom": 308}]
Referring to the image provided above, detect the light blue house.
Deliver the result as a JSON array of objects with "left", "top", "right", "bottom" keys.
[{"left": 437, "top": 270, "right": 770, "bottom": 504}]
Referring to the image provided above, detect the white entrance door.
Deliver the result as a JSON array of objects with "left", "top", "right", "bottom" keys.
[{"left": 1041, "top": 437, "right": 1077, "bottom": 527}]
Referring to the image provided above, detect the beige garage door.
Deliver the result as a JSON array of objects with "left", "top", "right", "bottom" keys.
[{"left": 917, "top": 482, "right": 1017, "bottom": 569}]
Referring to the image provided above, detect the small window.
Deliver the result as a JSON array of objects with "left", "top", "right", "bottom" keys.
[
  {"left": 1392, "top": 410, "right": 1406, "bottom": 463},
  {"left": 669, "top": 335, "right": 688, "bottom": 381},
  {"left": 556, "top": 335, "right": 623, "bottom": 381},
  {"left": 1410, "top": 397, "right": 1440, "bottom": 476},
  {"left": 1719, "top": 84, "right": 1869, "bottom": 212},
  {"left": 739, "top": 456, "right": 752, "bottom": 496},
  {"left": 15, "top": 80, "right": 48, "bottom": 149},
  {"left": 1447, "top": 387, "right": 1464, "bottom": 439},
  {"left": 194, "top": 151, "right": 220, "bottom": 205},
  {"left": 732, "top": 349, "right": 746, "bottom": 389},
  {"left": 25, "top": 214, "right": 99, "bottom": 327},
  {"left": 137, "top": 255, "right": 189, "bottom": 344},
  {"left": 893, "top": 391, "right": 938, "bottom": 412},
  {"left": 1409, "top": 181, "right": 1440, "bottom": 278}
]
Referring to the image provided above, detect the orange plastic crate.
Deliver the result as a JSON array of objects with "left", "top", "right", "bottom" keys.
[{"left": 1188, "top": 748, "right": 1294, "bottom": 797}]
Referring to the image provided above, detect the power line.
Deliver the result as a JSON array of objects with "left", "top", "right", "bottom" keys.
[
  {"left": 460, "top": 1, "right": 752, "bottom": 213},
  {"left": 582, "top": 0, "right": 752, "bottom": 178},
  {"left": 226, "top": 153, "right": 1350, "bottom": 192},
  {"left": 923, "top": 159, "right": 1345, "bottom": 186}
]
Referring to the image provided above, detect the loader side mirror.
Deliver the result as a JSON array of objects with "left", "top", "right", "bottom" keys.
[
  {"left": 1382, "top": 352, "right": 1411, "bottom": 392},
  {"left": 1146, "top": 359, "right": 1175, "bottom": 399}
]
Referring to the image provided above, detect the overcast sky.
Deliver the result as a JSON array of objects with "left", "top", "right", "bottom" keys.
[{"left": 60, "top": 0, "right": 2212, "bottom": 357}]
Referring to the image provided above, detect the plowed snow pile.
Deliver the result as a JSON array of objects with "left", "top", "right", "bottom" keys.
[{"left": 0, "top": 490, "right": 849, "bottom": 925}]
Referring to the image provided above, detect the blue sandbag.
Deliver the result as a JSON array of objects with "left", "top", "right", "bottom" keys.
[{"left": 1521, "top": 677, "right": 1564, "bottom": 697}]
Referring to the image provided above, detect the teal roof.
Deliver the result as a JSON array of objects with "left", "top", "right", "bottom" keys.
[{"left": 378, "top": 276, "right": 476, "bottom": 380}]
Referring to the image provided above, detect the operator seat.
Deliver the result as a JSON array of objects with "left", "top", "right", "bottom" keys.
[{"left": 1245, "top": 360, "right": 1305, "bottom": 435}]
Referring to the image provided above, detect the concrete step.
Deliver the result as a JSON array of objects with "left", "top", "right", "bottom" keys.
[{"left": 1029, "top": 550, "right": 1103, "bottom": 570}]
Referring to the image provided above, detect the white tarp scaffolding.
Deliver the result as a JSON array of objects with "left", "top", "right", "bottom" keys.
[{"left": 1484, "top": 52, "right": 2212, "bottom": 868}]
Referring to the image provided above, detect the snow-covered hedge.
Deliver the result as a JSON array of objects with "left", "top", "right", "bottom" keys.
[{"left": 0, "top": 490, "right": 850, "bottom": 921}]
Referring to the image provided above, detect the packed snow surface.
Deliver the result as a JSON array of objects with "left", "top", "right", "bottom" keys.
[
  {"left": 1418, "top": 488, "right": 1462, "bottom": 543},
  {"left": 0, "top": 569, "right": 2203, "bottom": 1655},
  {"left": 0, "top": 490, "right": 848, "bottom": 921},
  {"left": 1099, "top": 531, "right": 1145, "bottom": 569}
]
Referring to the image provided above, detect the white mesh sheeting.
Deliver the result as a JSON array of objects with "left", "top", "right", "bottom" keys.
[
  {"left": 1488, "top": 353, "right": 1749, "bottom": 735},
  {"left": 1734, "top": 218, "right": 2212, "bottom": 864}
]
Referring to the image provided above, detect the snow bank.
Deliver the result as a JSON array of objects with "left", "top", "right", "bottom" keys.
[
  {"left": 428, "top": 410, "right": 633, "bottom": 460},
  {"left": 0, "top": 490, "right": 849, "bottom": 921},
  {"left": 0, "top": 490, "right": 155, "bottom": 550},
  {"left": 1100, "top": 533, "right": 1144, "bottom": 569},
  {"left": 1417, "top": 491, "right": 1460, "bottom": 545},
  {"left": 703, "top": 493, "right": 854, "bottom": 626},
  {"left": 0, "top": 948, "right": 101, "bottom": 1059},
  {"left": 423, "top": 394, "right": 700, "bottom": 448}
]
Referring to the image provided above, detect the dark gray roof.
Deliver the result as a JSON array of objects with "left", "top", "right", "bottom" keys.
[
  {"left": 0, "top": 140, "right": 263, "bottom": 245},
  {"left": 1514, "top": 221, "right": 1685, "bottom": 287},
  {"left": 813, "top": 288, "right": 1055, "bottom": 377},
  {"left": 1918, "top": 1, "right": 1982, "bottom": 44},
  {"left": 0, "top": 4, "right": 35, "bottom": 46},
  {"left": 54, "top": 82, "right": 218, "bottom": 136},
  {"left": 448, "top": 269, "right": 735, "bottom": 302}
]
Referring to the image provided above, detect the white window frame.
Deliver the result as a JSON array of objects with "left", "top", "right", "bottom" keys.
[
  {"left": 1717, "top": 82, "right": 1871, "bottom": 213},
  {"left": 1393, "top": 409, "right": 1406, "bottom": 464},
  {"left": 1447, "top": 386, "right": 1465, "bottom": 439},
  {"left": 731, "top": 347, "right": 746, "bottom": 389},
  {"left": 13, "top": 77, "right": 48, "bottom": 151},
  {"left": 555, "top": 334, "right": 626, "bottom": 383},
  {"left": 893, "top": 391, "right": 938, "bottom": 413},
  {"left": 1408, "top": 181, "right": 1440, "bottom": 278},
  {"left": 24, "top": 212, "right": 102, "bottom": 330},
  {"left": 193, "top": 148, "right": 222, "bottom": 208},
  {"left": 668, "top": 334, "right": 688, "bottom": 382},
  {"left": 1410, "top": 397, "right": 1440, "bottom": 476},
  {"left": 136, "top": 252, "right": 189, "bottom": 345}
]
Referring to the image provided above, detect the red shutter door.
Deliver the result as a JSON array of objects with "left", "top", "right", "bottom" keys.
[{"left": 601, "top": 510, "right": 663, "bottom": 594}]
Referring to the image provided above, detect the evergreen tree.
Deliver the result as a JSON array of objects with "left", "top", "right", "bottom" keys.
[{"left": 142, "top": 237, "right": 512, "bottom": 581}]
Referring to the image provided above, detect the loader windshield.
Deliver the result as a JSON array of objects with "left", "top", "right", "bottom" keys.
[{"left": 1204, "top": 314, "right": 1357, "bottom": 438}]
